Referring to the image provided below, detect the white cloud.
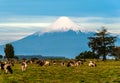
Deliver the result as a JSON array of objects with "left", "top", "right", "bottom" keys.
[
  {"left": 79, "top": 23, "right": 120, "bottom": 34},
  {"left": 71, "top": 17, "right": 120, "bottom": 24},
  {"left": 0, "top": 23, "right": 51, "bottom": 28},
  {"left": 71, "top": 17, "right": 120, "bottom": 34},
  {"left": 0, "top": 16, "right": 58, "bottom": 23},
  {"left": 0, "top": 23, "right": 51, "bottom": 45}
]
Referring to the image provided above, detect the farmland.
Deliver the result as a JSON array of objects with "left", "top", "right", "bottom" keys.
[{"left": 0, "top": 60, "right": 120, "bottom": 83}]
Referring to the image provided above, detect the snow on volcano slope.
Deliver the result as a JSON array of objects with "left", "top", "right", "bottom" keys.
[{"left": 38, "top": 16, "right": 86, "bottom": 34}]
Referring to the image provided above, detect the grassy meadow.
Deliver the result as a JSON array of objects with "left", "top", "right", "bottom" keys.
[{"left": 1, "top": 60, "right": 120, "bottom": 83}]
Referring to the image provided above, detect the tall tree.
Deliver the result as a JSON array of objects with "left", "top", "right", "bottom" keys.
[
  {"left": 4, "top": 43, "right": 15, "bottom": 60},
  {"left": 88, "top": 27, "right": 117, "bottom": 61}
]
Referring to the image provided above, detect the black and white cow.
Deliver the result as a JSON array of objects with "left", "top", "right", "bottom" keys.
[
  {"left": 67, "top": 61, "right": 75, "bottom": 67},
  {"left": 0, "top": 62, "right": 13, "bottom": 74},
  {"left": 36, "top": 60, "right": 50, "bottom": 66}
]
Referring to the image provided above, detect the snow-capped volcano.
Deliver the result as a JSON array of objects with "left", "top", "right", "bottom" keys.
[{"left": 43, "top": 16, "right": 86, "bottom": 33}]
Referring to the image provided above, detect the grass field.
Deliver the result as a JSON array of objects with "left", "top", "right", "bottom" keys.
[{"left": 1, "top": 60, "right": 120, "bottom": 83}]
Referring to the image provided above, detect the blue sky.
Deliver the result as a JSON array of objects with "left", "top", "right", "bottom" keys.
[
  {"left": 0, "top": 0, "right": 120, "bottom": 45},
  {"left": 0, "top": 0, "right": 119, "bottom": 17}
]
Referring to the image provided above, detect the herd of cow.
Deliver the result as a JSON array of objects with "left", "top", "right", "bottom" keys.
[{"left": 0, "top": 59, "right": 97, "bottom": 74}]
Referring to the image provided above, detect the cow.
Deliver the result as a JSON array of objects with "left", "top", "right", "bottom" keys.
[
  {"left": 67, "top": 61, "right": 75, "bottom": 67},
  {"left": 21, "top": 62, "right": 27, "bottom": 71},
  {"left": 44, "top": 61, "right": 50, "bottom": 66},
  {"left": 0, "top": 62, "right": 13, "bottom": 74},
  {"left": 88, "top": 61, "right": 96, "bottom": 67},
  {"left": 66, "top": 60, "right": 84, "bottom": 67},
  {"left": 75, "top": 60, "right": 83, "bottom": 66},
  {"left": 26, "top": 60, "right": 33, "bottom": 64},
  {"left": 36, "top": 60, "right": 50, "bottom": 66},
  {"left": 36, "top": 60, "right": 44, "bottom": 66}
]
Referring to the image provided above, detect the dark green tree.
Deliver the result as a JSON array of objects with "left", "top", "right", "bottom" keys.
[
  {"left": 111, "top": 46, "right": 120, "bottom": 60},
  {"left": 4, "top": 43, "right": 15, "bottom": 60},
  {"left": 88, "top": 27, "right": 117, "bottom": 61},
  {"left": 0, "top": 54, "right": 3, "bottom": 59},
  {"left": 76, "top": 51, "right": 97, "bottom": 61}
]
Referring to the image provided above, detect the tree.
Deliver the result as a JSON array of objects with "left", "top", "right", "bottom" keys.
[
  {"left": 0, "top": 54, "right": 3, "bottom": 60},
  {"left": 88, "top": 27, "right": 117, "bottom": 61},
  {"left": 76, "top": 51, "right": 97, "bottom": 61},
  {"left": 111, "top": 46, "right": 120, "bottom": 60},
  {"left": 4, "top": 43, "right": 15, "bottom": 60}
]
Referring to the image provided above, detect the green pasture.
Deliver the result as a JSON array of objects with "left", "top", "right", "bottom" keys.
[{"left": 0, "top": 60, "right": 120, "bottom": 83}]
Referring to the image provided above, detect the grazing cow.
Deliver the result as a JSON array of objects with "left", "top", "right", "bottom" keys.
[
  {"left": 75, "top": 60, "right": 83, "bottom": 66},
  {"left": 67, "top": 60, "right": 83, "bottom": 67},
  {"left": 4, "top": 64, "right": 13, "bottom": 74},
  {"left": 26, "top": 60, "right": 33, "bottom": 64},
  {"left": 36, "top": 60, "right": 44, "bottom": 66},
  {"left": 21, "top": 62, "right": 27, "bottom": 71},
  {"left": 67, "top": 61, "right": 75, "bottom": 67},
  {"left": 0, "top": 62, "right": 13, "bottom": 74},
  {"left": 36, "top": 60, "right": 50, "bottom": 66},
  {"left": 44, "top": 61, "right": 50, "bottom": 66},
  {"left": 88, "top": 61, "right": 96, "bottom": 67}
]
